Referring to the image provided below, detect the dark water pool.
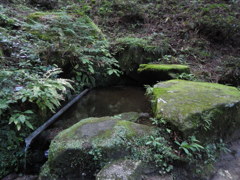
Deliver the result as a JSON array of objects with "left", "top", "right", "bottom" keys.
[{"left": 52, "top": 86, "right": 151, "bottom": 129}]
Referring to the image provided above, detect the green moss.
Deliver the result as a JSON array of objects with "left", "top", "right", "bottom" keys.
[
  {"left": 29, "top": 30, "right": 55, "bottom": 41},
  {"left": 27, "top": 12, "right": 64, "bottom": 21},
  {"left": 39, "top": 162, "right": 53, "bottom": 179},
  {"left": 151, "top": 80, "right": 240, "bottom": 139},
  {"left": 138, "top": 64, "right": 190, "bottom": 73},
  {"left": 116, "top": 120, "right": 137, "bottom": 137},
  {"left": 0, "top": 14, "right": 15, "bottom": 27}
]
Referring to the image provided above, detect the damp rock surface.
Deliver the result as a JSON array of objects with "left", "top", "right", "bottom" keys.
[
  {"left": 96, "top": 159, "right": 173, "bottom": 180},
  {"left": 96, "top": 159, "right": 144, "bottom": 180}
]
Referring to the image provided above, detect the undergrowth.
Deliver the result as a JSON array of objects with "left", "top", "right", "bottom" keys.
[{"left": 0, "top": 5, "right": 120, "bottom": 178}]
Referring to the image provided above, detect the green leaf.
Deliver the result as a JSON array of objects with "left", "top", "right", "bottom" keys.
[
  {"left": 22, "top": 97, "right": 27, "bottom": 102},
  {"left": 183, "top": 148, "right": 190, "bottom": 155},
  {"left": 24, "top": 110, "right": 34, "bottom": 114},
  {"left": 17, "top": 124, "right": 21, "bottom": 131},
  {"left": 25, "top": 120, "right": 34, "bottom": 130},
  {"left": 18, "top": 115, "right": 26, "bottom": 123}
]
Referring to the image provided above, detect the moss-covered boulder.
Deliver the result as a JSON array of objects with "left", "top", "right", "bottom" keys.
[
  {"left": 111, "top": 37, "right": 171, "bottom": 81},
  {"left": 40, "top": 115, "right": 156, "bottom": 179},
  {"left": 138, "top": 64, "right": 190, "bottom": 84},
  {"left": 151, "top": 80, "right": 240, "bottom": 140}
]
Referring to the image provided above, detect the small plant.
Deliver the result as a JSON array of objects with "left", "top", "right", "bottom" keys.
[
  {"left": 89, "top": 147, "right": 103, "bottom": 162},
  {"left": 126, "top": 132, "right": 179, "bottom": 175},
  {"left": 9, "top": 110, "right": 34, "bottom": 131},
  {"left": 144, "top": 85, "right": 153, "bottom": 96},
  {"left": 175, "top": 136, "right": 204, "bottom": 157},
  {"left": 151, "top": 117, "right": 167, "bottom": 126},
  {"left": 158, "top": 55, "right": 186, "bottom": 64},
  {"left": 176, "top": 73, "right": 197, "bottom": 81}
]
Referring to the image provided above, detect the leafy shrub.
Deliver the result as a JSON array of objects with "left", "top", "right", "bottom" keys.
[
  {"left": 0, "top": 68, "right": 73, "bottom": 177},
  {"left": 26, "top": 11, "right": 120, "bottom": 90},
  {"left": 1, "top": 67, "right": 73, "bottom": 129},
  {"left": 0, "top": 6, "right": 122, "bottom": 177}
]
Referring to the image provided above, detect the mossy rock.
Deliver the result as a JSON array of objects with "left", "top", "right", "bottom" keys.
[
  {"left": 40, "top": 115, "right": 156, "bottom": 179},
  {"left": 96, "top": 159, "right": 173, "bottom": 180},
  {"left": 112, "top": 37, "right": 171, "bottom": 74},
  {"left": 96, "top": 159, "right": 144, "bottom": 180},
  {"left": 151, "top": 80, "right": 240, "bottom": 140},
  {"left": 138, "top": 64, "right": 190, "bottom": 84}
]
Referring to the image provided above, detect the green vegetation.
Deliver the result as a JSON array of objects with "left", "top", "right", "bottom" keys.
[
  {"left": 0, "top": 68, "right": 73, "bottom": 176},
  {"left": 1, "top": 0, "right": 240, "bottom": 179},
  {"left": 0, "top": 3, "right": 120, "bottom": 178}
]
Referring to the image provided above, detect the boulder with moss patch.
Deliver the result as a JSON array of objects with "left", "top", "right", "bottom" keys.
[
  {"left": 112, "top": 37, "right": 171, "bottom": 76},
  {"left": 138, "top": 64, "right": 190, "bottom": 84},
  {"left": 40, "top": 115, "right": 156, "bottom": 179},
  {"left": 96, "top": 159, "right": 173, "bottom": 180},
  {"left": 151, "top": 79, "right": 240, "bottom": 140}
]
